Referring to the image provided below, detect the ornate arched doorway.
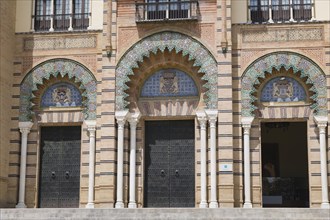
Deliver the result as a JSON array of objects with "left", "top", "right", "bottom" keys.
[
  {"left": 16, "top": 59, "right": 97, "bottom": 208},
  {"left": 114, "top": 31, "right": 219, "bottom": 208},
  {"left": 240, "top": 52, "right": 329, "bottom": 208}
]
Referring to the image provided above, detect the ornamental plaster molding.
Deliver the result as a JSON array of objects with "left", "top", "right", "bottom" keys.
[
  {"left": 19, "top": 59, "right": 97, "bottom": 121},
  {"left": 116, "top": 31, "right": 218, "bottom": 111},
  {"left": 24, "top": 36, "right": 97, "bottom": 51},
  {"left": 241, "top": 52, "right": 327, "bottom": 117},
  {"left": 242, "top": 27, "right": 323, "bottom": 43}
]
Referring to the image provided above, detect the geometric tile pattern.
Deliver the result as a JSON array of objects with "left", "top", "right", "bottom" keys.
[
  {"left": 141, "top": 69, "right": 198, "bottom": 97},
  {"left": 116, "top": 31, "right": 218, "bottom": 110},
  {"left": 20, "top": 59, "right": 97, "bottom": 121},
  {"left": 241, "top": 52, "right": 327, "bottom": 117}
]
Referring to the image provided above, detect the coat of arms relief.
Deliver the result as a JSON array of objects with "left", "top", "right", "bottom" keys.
[
  {"left": 272, "top": 77, "right": 296, "bottom": 102},
  {"left": 52, "top": 86, "right": 76, "bottom": 107},
  {"left": 159, "top": 72, "right": 179, "bottom": 94}
]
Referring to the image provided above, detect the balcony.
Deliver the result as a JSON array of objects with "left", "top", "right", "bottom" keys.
[
  {"left": 249, "top": 1, "right": 314, "bottom": 23},
  {"left": 135, "top": 1, "right": 199, "bottom": 22},
  {"left": 34, "top": 13, "right": 90, "bottom": 32}
]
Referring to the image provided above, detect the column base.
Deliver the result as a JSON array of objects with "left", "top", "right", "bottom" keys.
[
  {"left": 321, "top": 202, "right": 330, "bottom": 209},
  {"left": 199, "top": 202, "right": 208, "bottom": 208},
  {"left": 115, "top": 201, "right": 125, "bottom": 208},
  {"left": 209, "top": 201, "right": 218, "bottom": 208},
  {"left": 15, "top": 202, "right": 27, "bottom": 208},
  {"left": 128, "top": 202, "right": 137, "bottom": 208},
  {"left": 243, "top": 202, "right": 252, "bottom": 208},
  {"left": 85, "top": 203, "right": 94, "bottom": 208}
]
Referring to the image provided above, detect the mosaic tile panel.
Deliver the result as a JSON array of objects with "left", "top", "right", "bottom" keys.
[
  {"left": 260, "top": 77, "right": 306, "bottom": 102},
  {"left": 116, "top": 31, "right": 217, "bottom": 110},
  {"left": 141, "top": 69, "right": 198, "bottom": 97},
  {"left": 241, "top": 52, "right": 327, "bottom": 117},
  {"left": 41, "top": 83, "right": 82, "bottom": 107},
  {"left": 20, "top": 59, "right": 97, "bottom": 121}
]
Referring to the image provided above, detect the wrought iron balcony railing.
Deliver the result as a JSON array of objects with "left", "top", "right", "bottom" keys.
[
  {"left": 249, "top": 2, "right": 313, "bottom": 23},
  {"left": 34, "top": 13, "right": 90, "bottom": 32},
  {"left": 135, "top": 1, "right": 199, "bottom": 22}
]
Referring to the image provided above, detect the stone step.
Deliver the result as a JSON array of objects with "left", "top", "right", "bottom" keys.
[{"left": 1, "top": 208, "right": 329, "bottom": 220}]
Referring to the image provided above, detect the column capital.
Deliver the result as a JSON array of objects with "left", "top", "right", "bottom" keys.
[
  {"left": 205, "top": 109, "right": 218, "bottom": 126},
  {"left": 18, "top": 122, "right": 33, "bottom": 135},
  {"left": 85, "top": 120, "right": 97, "bottom": 130},
  {"left": 314, "top": 116, "right": 328, "bottom": 129},
  {"left": 128, "top": 112, "right": 141, "bottom": 126},
  {"left": 115, "top": 110, "right": 130, "bottom": 126},
  {"left": 241, "top": 117, "right": 254, "bottom": 129},
  {"left": 196, "top": 110, "right": 207, "bottom": 125}
]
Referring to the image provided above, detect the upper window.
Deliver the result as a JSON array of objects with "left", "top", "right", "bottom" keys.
[
  {"left": 136, "top": 0, "right": 199, "bottom": 22},
  {"left": 249, "top": 0, "right": 312, "bottom": 23},
  {"left": 260, "top": 77, "right": 307, "bottom": 103},
  {"left": 34, "top": 0, "right": 90, "bottom": 32},
  {"left": 141, "top": 69, "right": 198, "bottom": 97}
]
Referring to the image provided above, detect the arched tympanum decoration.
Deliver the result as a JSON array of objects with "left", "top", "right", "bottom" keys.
[
  {"left": 19, "top": 59, "right": 97, "bottom": 121},
  {"left": 116, "top": 31, "right": 218, "bottom": 110},
  {"left": 241, "top": 52, "right": 327, "bottom": 117}
]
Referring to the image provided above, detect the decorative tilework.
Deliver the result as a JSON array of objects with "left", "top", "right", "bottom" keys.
[
  {"left": 116, "top": 31, "right": 217, "bottom": 110},
  {"left": 260, "top": 77, "right": 306, "bottom": 102},
  {"left": 41, "top": 83, "right": 82, "bottom": 107},
  {"left": 20, "top": 59, "right": 97, "bottom": 121},
  {"left": 241, "top": 52, "right": 327, "bottom": 117},
  {"left": 141, "top": 69, "right": 198, "bottom": 97}
]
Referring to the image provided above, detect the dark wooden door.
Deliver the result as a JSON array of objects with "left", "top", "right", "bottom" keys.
[
  {"left": 39, "top": 126, "right": 81, "bottom": 208},
  {"left": 144, "top": 120, "right": 195, "bottom": 207}
]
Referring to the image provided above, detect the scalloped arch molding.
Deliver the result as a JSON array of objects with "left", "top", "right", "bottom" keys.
[
  {"left": 115, "top": 31, "right": 218, "bottom": 110},
  {"left": 20, "top": 59, "right": 97, "bottom": 121},
  {"left": 241, "top": 52, "right": 327, "bottom": 117}
]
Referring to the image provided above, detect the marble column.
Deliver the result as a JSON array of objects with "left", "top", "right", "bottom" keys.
[
  {"left": 242, "top": 117, "right": 254, "bottom": 208},
  {"left": 87, "top": 0, "right": 92, "bottom": 29},
  {"left": 16, "top": 122, "right": 34, "bottom": 208},
  {"left": 197, "top": 111, "right": 208, "bottom": 208},
  {"left": 49, "top": 0, "right": 54, "bottom": 31},
  {"left": 31, "top": 0, "right": 36, "bottom": 31},
  {"left": 268, "top": 0, "right": 274, "bottom": 23},
  {"left": 289, "top": 0, "right": 295, "bottom": 22},
  {"left": 68, "top": 0, "right": 73, "bottom": 31},
  {"left": 128, "top": 112, "right": 141, "bottom": 208},
  {"left": 85, "top": 120, "right": 96, "bottom": 208},
  {"left": 314, "top": 116, "right": 330, "bottom": 209},
  {"left": 115, "top": 110, "right": 129, "bottom": 208},
  {"left": 206, "top": 110, "right": 218, "bottom": 208}
]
